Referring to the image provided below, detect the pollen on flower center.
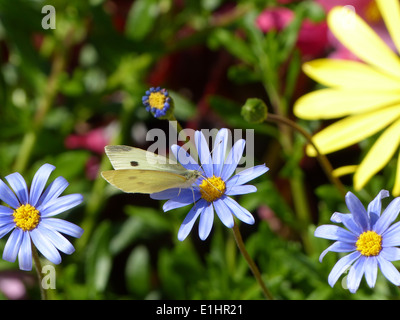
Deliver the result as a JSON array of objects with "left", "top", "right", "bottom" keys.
[
  {"left": 364, "top": 1, "right": 381, "bottom": 23},
  {"left": 199, "top": 176, "right": 226, "bottom": 202},
  {"left": 148, "top": 92, "right": 166, "bottom": 110},
  {"left": 13, "top": 204, "right": 40, "bottom": 231},
  {"left": 356, "top": 231, "right": 382, "bottom": 257}
]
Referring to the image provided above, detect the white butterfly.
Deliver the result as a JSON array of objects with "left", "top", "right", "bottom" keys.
[{"left": 101, "top": 145, "right": 202, "bottom": 194}]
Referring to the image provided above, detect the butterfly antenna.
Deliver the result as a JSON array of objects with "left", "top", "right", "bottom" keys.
[
  {"left": 194, "top": 173, "right": 224, "bottom": 199},
  {"left": 191, "top": 186, "right": 197, "bottom": 209}
]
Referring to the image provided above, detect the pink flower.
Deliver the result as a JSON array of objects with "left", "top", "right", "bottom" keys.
[
  {"left": 0, "top": 271, "right": 34, "bottom": 300},
  {"left": 256, "top": 7, "right": 328, "bottom": 57},
  {"left": 65, "top": 127, "right": 110, "bottom": 154},
  {"left": 256, "top": 7, "right": 294, "bottom": 32},
  {"left": 296, "top": 19, "right": 328, "bottom": 57}
]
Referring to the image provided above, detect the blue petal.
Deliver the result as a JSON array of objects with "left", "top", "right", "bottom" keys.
[
  {"left": 150, "top": 188, "right": 181, "bottom": 200},
  {"left": 225, "top": 185, "right": 257, "bottom": 196},
  {"left": 212, "top": 129, "right": 228, "bottom": 177},
  {"left": 330, "top": 212, "right": 362, "bottom": 235},
  {"left": 327, "top": 251, "right": 360, "bottom": 288},
  {"left": 198, "top": 202, "right": 214, "bottom": 240},
  {"left": 0, "top": 222, "right": 15, "bottom": 239},
  {"left": 367, "top": 190, "right": 389, "bottom": 225},
  {"left": 364, "top": 256, "right": 378, "bottom": 288},
  {"left": 226, "top": 165, "right": 269, "bottom": 188},
  {"left": 39, "top": 193, "right": 83, "bottom": 217},
  {"left": 30, "top": 227, "right": 62, "bottom": 265},
  {"left": 37, "top": 224, "right": 75, "bottom": 254},
  {"left": 170, "top": 145, "right": 201, "bottom": 171},
  {"left": 213, "top": 198, "right": 234, "bottom": 228},
  {"left": 379, "top": 247, "right": 400, "bottom": 261},
  {"left": 0, "top": 215, "right": 14, "bottom": 225},
  {"left": 195, "top": 131, "right": 213, "bottom": 177},
  {"left": 177, "top": 199, "right": 207, "bottom": 241},
  {"left": 382, "top": 221, "right": 400, "bottom": 247},
  {"left": 0, "top": 205, "right": 14, "bottom": 215},
  {"left": 221, "top": 139, "right": 245, "bottom": 181},
  {"left": 318, "top": 241, "right": 356, "bottom": 262},
  {"left": 29, "top": 164, "right": 55, "bottom": 207},
  {"left": 222, "top": 196, "right": 255, "bottom": 225},
  {"left": 163, "top": 189, "right": 201, "bottom": 212},
  {"left": 37, "top": 176, "right": 69, "bottom": 207},
  {"left": 374, "top": 197, "right": 400, "bottom": 235},
  {"left": 5, "top": 172, "right": 28, "bottom": 205},
  {"left": 377, "top": 255, "right": 400, "bottom": 286},
  {"left": 18, "top": 232, "right": 32, "bottom": 271},
  {"left": 347, "top": 255, "right": 366, "bottom": 293},
  {"left": 345, "top": 192, "right": 369, "bottom": 231},
  {"left": 40, "top": 218, "right": 84, "bottom": 238},
  {"left": 3, "top": 228, "right": 23, "bottom": 263},
  {"left": 0, "top": 179, "right": 20, "bottom": 209},
  {"left": 314, "top": 224, "right": 357, "bottom": 243}
]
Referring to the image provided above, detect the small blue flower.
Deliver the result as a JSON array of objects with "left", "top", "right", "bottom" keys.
[
  {"left": 0, "top": 164, "right": 84, "bottom": 271},
  {"left": 151, "top": 128, "right": 269, "bottom": 241},
  {"left": 142, "top": 87, "right": 173, "bottom": 119},
  {"left": 315, "top": 190, "right": 400, "bottom": 293}
]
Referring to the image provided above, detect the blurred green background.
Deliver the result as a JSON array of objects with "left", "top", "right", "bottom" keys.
[{"left": 0, "top": 0, "right": 397, "bottom": 300}]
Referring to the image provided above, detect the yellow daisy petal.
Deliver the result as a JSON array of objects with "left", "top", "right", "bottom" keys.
[
  {"left": 328, "top": 6, "right": 400, "bottom": 79},
  {"left": 376, "top": 0, "right": 400, "bottom": 55},
  {"left": 306, "top": 105, "right": 400, "bottom": 156},
  {"left": 393, "top": 150, "right": 400, "bottom": 196},
  {"left": 294, "top": 88, "right": 400, "bottom": 120},
  {"left": 302, "top": 59, "right": 400, "bottom": 90},
  {"left": 332, "top": 165, "right": 358, "bottom": 178},
  {"left": 354, "top": 118, "right": 400, "bottom": 191}
]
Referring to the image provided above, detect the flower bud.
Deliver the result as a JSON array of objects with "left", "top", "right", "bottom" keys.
[{"left": 241, "top": 98, "right": 268, "bottom": 123}]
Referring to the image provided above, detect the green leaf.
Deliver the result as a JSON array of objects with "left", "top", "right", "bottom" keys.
[
  {"left": 208, "top": 28, "right": 257, "bottom": 65},
  {"left": 169, "top": 91, "right": 196, "bottom": 121},
  {"left": 85, "top": 221, "right": 113, "bottom": 296},
  {"left": 125, "top": 0, "right": 159, "bottom": 41},
  {"left": 125, "top": 245, "right": 151, "bottom": 298}
]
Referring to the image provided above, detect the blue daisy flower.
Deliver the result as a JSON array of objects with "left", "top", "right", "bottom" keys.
[
  {"left": 142, "top": 87, "right": 173, "bottom": 119},
  {"left": 0, "top": 164, "right": 84, "bottom": 271},
  {"left": 315, "top": 190, "right": 400, "bottom": 293},
  {"left": 151, "top": 128, "right": 269, "bottom": 241}
]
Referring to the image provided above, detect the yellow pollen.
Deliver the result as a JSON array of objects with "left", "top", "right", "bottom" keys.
[
  {"left": 13, "top": 204, "right": 40, "bottom": 231},
  {"left": 364, "top": 1, "right": 381, "bottom": 23},
  {"left": 148, "top": 92, "right": 166, "bottom": 110},
  {"left": 356, "top": 231, "right": 382, "bottom": 257},
  {"left": 199, "top": 176, "right": 226, "bottom": 202}
]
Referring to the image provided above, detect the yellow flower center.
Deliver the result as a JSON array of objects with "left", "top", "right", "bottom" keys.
[
  {"left": 148, "top": 92, "right": 166, "bottom": 110},
  {"left": 13, "top": 204, "right": 41, "bottom": 231},
  {"left": 199, "top": 176, "right": 226, "bottom": 202},
  {"left": 356, "top": 231, "right": 382, "bottom": 257}
]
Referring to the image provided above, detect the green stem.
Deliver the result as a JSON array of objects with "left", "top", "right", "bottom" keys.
[
  {"left": 265, "top": 113, "right": 346, "bottom": 197},
  {"left": 13, "top": 32, "right": 71, "bottom": 173},
  {"left": 262, "top": 81, "right": 314, "bottom": 252},
  {"left": 31, "top": 244, "right": 48, "bottom": 300},
  {"left": 232, "top": 222, "right": 274, "bottom": 300}
]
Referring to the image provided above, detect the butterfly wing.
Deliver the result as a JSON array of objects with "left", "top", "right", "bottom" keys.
[
  {"left": 101, "top": 169, "right": 191, "bottom": 194},
  {"left": 104, "top": 145, "right": 187, "bottom": 174}
]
